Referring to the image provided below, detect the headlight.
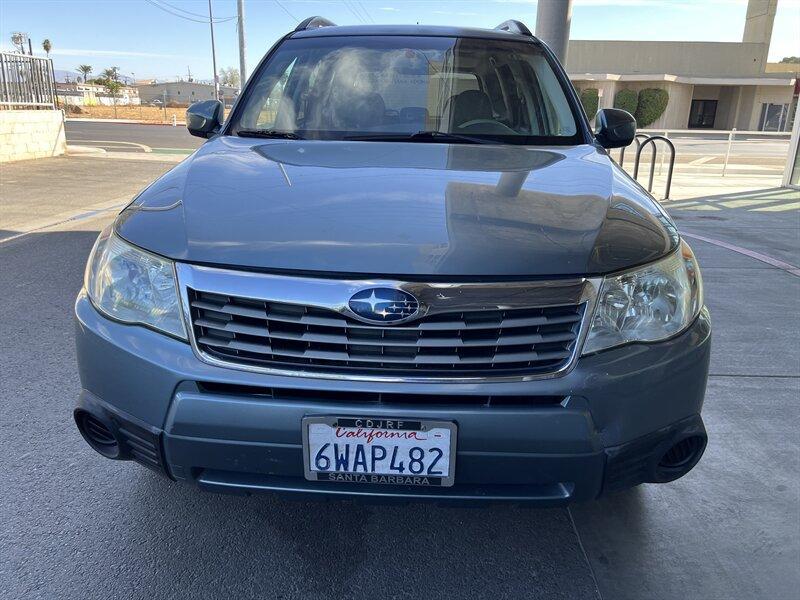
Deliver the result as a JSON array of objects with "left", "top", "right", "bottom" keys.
[
  {"left": 582, "top": 240, "right": 703, "bottom": 354},
  {"left": 85, "top": 228, "right": 187, "bottom": 340}
]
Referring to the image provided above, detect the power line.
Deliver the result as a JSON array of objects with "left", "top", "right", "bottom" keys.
[
  {"left": 344, "top": 1, "right": 366, "bottom": 24},
  {"left": 157, "top": 0, "right": 235, "bottom": 20},
  {"left": 143, "top": 0, "right": 236, "bottom": 24},
  {"left": 354, "top": 1, "right": 375, "bottom": 24},
  {"left": 274, "top": 0, "right": 300, "bottom": 23},
  {"left": 346, "top": 1, "right": 368, "bottom": 24}
]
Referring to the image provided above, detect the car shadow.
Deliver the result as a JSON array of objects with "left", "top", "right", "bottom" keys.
[{"left": 100, "top": 469, "right": 601, "bottom": 599}]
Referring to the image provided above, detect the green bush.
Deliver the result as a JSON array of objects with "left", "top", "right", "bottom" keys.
[
  {"left": 579, "top": 88, "right": 599, "bottom": 119},
  {"left": 613, "top": 89, "right": 638, "bottom": 115},
  {"left": 635, "top": 88, "right": 669, "bottom": 128}
]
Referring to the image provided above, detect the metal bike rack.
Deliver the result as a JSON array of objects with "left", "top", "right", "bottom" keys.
[
  {"left": 633, "top": 135, "right": 676, "bottom": 200},
  {"left": 618, "top": 133, "right": 652, "bottom": 168}
]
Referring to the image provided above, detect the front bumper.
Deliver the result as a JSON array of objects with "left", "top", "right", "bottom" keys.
[{"left": 74, "top": 292, "right": 711, "bottom": 504}]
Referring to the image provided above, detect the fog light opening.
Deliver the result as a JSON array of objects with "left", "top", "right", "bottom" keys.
[
  {"left": 656, "top": 435, "right": 706, "bottom": 480},
  {"left": 75, "top": 410, "right": 121, "bottom": 459}
]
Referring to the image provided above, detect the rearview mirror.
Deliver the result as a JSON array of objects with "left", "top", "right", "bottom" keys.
[
  {"left": 186, "top": 100, "right": 224, "bottom": 138},
  {"left": 595, "top": 108, "right": 636, "bottom": 149}
]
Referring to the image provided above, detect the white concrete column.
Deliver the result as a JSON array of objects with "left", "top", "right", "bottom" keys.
[
  {"left": 535, "top": 0, "right": 573, "bottom": 64},
  {"left": 782, "top": 98, "right": 800, "bottom": 188}
]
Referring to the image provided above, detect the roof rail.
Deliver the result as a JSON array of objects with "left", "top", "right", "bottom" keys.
[
  {"left": 294, "top": 16, "right": 337, "bottom": 32},
  {"left": 494, "top": 20, "right": 533, "bottom": 36}
]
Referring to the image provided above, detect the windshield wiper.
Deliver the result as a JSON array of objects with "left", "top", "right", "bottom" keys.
[
  {"left": 345, "top": 130, "right": 494, "bottom": 145},
  {"left": 237, "top": 129, "right": 304, "bottom": 139}
]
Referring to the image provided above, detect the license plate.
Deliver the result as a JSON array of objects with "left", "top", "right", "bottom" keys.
[{"left": 302, "top": 416, "right": 456, "bottom": 487}]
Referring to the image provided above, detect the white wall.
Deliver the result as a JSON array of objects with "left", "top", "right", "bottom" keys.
[
  {"left": 566, "top": 41, "right": 768, "bottom": 78},
  {"left": 0, "top": 110, "right": 66, "bottom": 162}
]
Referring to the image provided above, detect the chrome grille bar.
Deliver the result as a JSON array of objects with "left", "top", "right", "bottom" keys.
[{"left": 175, "top": 263, "right": 601, "bottom": 383}]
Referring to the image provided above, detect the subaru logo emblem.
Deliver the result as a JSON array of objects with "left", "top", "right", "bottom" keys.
[{"left": 348, "top": 288, "right": 420, "bottom": 325}]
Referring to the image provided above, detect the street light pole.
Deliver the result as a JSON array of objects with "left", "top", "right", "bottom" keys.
[
  {"left": 237, "top": 0, "right": 247, "bottom": 88},
  {"left": 208, "top": 0, "right": 220, "bottom": 101}
]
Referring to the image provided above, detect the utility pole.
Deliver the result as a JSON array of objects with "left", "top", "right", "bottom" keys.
[
  {"left": 208, "top": 0, "right": 220, "bottom": 101},
  {"left": 535, "top": 0, "right": 573, "bottom": 63},
  {"left": 237, "top": 0, "right": 247, "bottom": 88}
]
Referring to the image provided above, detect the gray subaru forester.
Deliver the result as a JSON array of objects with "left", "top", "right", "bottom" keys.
[{"left": 74, "top": 18, "right": 710, "bottom": 503}]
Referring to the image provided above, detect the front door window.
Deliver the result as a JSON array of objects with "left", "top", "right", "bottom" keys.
[{"left": 688, "top": 100, "right": 717, "bottom": 128}]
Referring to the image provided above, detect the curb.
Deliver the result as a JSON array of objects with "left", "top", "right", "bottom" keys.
[
  {"left": 66, "top": 118, "right": 187, "bottom": 126},
  {"left": 66, "top": 145, "right": 107, "bottom": 155}
]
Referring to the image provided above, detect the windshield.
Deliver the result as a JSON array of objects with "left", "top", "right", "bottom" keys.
[{"left": 231, "top": 35, "right": 583, "bottom": 145}]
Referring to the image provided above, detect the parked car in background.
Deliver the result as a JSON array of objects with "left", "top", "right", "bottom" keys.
[{"left": 74, "top": 18, "right": 709, "bottom": 503}]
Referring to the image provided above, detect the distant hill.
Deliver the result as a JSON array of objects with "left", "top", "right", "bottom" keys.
[
  {"left": 54, "top": 69, "right": 136, "bottom": 84},
  {"left": 54, "top": 69, "right": 80, "bottom": 83}
]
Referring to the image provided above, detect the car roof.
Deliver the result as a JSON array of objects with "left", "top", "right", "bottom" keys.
[{"left": 288, "top": 24, "right": 542, "bottom": 44}]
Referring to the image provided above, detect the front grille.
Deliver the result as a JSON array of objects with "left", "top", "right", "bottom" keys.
[{"left": 188, "top": 288, "right": 585, "bottom": 377}]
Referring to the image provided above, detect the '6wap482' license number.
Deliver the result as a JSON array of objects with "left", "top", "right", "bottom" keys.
[{"left": 302, "top": 417, "right": 457, "bottom": 487}]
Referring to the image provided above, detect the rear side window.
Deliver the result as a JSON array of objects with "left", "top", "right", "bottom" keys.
[{"left": 233, "top": 35, "right": 583, "bottom": 145}]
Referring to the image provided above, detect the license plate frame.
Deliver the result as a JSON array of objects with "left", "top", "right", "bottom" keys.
[{"left": 302, "top": 416, "right": 457, "bottom": 487}]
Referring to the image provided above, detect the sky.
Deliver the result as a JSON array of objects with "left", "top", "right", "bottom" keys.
[{"left": 1, "top": 0, "right": 799, "bottom": 82}]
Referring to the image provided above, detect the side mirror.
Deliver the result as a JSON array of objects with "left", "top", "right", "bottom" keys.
[
  {"left": 595, "top": 108, "right": 636, "bottom": 149},
  {"left": 186, "top": 100, "right": 223, "bottom": 138}
]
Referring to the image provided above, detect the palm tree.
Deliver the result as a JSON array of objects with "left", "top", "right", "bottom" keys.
[
  {"left": 102, "top": 66, "right": 120, "bottom": 82},
  {"left": 42, "top": 38, "right": 52, "bottom": 57},
  {"left": 77, "top": 64, "right": 92, "bottom": 83}
]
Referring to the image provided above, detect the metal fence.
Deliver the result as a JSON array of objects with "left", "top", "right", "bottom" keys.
[
  {"left": 0, "top": 51, "right": 57, "bottom": 109},
  {"left": 610, "top": 128, "right": 792, "bottom": 180}
]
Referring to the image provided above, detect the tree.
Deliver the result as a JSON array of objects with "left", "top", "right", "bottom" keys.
[
  {"left": 613, "top": 89, "right": 638, "bottom": 116},
  {"left": 105, "top": 79, "right": 123, "bottom": 119},
  {"left": 42, "top": 38, "right": 52, "bottom": 57},
  {"left": 579, "top": 88, "right": 599, "bottom": 119},
  {"left": 779, "top": 56, "right": 800, "bottom": 64},
  {"left": 10, "top": 32, "right": 28, "bottom": 54},
  {"left": 102, "top": 66, "right": 120, "bottom": 82},
  {"left": 77, "top": 64, "right": 93, "bottom": 83},
  {"left": 635, "top": 88, "right": 669, "bottom": 128},
  {"left": 219, "top": 67, "right": 240, "bottom": 87}
]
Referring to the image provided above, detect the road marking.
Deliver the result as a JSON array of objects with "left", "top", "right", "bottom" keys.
[
  {"left": 682, "top": 231, "right": 800, "bottom": 277},
  {"left": 151, "top": 147, "right": 194, "bottom": 154},
  {"left": 77, "top": 140, "right": 152, "bottom": 152},
  {"left": 688, "top": 155, "right": 716, "bottom": 165}
]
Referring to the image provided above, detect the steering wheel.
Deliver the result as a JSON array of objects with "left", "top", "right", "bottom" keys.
[
  {"left": 457, "top": 119, "right": 517, "bottom": 134},
  {"left": 458, "top": 119, "right": 500, "bottom": 129}
]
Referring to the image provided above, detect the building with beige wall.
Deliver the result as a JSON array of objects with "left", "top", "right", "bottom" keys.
[
  {"left": 137, "top": 81, "right": 239, "bottom": 106},
  {"left": 566, "top": 0, "right": 797, "bottom": 131}
]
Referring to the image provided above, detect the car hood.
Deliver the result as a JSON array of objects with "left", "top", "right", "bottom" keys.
[{"left": 116, "top": 136, "right": 677, "bottom": 278}]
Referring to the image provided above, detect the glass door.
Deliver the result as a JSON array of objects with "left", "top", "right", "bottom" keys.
[{"left": 688, "top": 100, "right": 717, "bottom": 128}]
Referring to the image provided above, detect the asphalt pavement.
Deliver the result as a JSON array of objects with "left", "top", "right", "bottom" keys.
[
  {"left": 65, "top": 121, "right": 203, "bottom": 153},
  {"left": 64, "top": 120, "right": 790, "bottom": 162},
  {"left": 1, "top": 154, "right": 798, "bottom": 600}
]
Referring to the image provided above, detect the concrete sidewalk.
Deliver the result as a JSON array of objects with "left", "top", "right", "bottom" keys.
[{"left": 0, "top": 155, "right": 177, "bottom": 242}]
